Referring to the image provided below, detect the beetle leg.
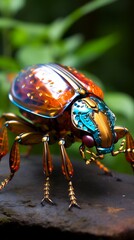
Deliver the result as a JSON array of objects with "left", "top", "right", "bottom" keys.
[
  {"left": 1, "top": 112, "right": 26, "bottom": 122},
  {"left": 59, "top": 138, "right": 80, "bottom": 209},
  {"left": 0, "top": 114, "right": 36, "bottom": 158},
  {"left": 79, "top": 144, "right": 87, "bottom": 162},
  {"left": 112, "top": 126, "right": 134, "bottom": 170},
  {"left": 0, "top": 118, "right": 9, "bottom": 159},
  {"left": 0, "top": 138, "right": 20, "bottom": 190},
  {"left": 41, "top": 135, "right": 54, "bottom": 206},
  {"left": 0, "top": 131, "right": 43, "bottom": 191},
  {"left": 79, "top": 143, "right": 97, "bottom": 165},
  {"left": 94, "top": 159, "right": 112, "bottom": 176},
  {"left": 85, "top": 149, "right": 112, "bottom": 176},
  {"left": 79, "top": 143, "right": 112, "bottom": 175}
]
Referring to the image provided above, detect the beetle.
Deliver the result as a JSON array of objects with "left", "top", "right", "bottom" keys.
[{"left": 0, "top": 63, "right": 134, "bottom": 209}]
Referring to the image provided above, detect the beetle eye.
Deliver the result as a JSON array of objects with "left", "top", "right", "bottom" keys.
[
  {"left": 82, "top": 135, "right": 95, "bottom": 148},
  {"left": 114, "top": 132, "right": 118, "bottom": 143}
]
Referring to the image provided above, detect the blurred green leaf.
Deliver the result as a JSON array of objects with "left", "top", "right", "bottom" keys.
[
  {"left": 11, "top": 22, "right": 49, "bottom": 42},
  {"left": 61, "top": 33, "right": 120, "bottom": 67},
  {"left": 16, "top": 45, "right": 55, "bottom": 66},
  {"left": 0, "top": 56, "right": 19, "bottom": 70},
  {"left": 0, "top": 0, "right": 25, "bottom": 16},
  {"left": 0, "top": 18, "right": 17, "bottom": 28},
  {"left": 62, "top": 34, "right": 84, "bottom": 54},
  {"left": 105, "top": 92, "right": 134, "bottom": 120},
  {"left": 16, "top": 35, "right": 83, "bottom": 66},
  {"left": 48, "top": 0, "right": 117, "bottom": 40},
  {"left": 0, "top": 73, "right": 10, "bottom": 114},
  {"left": 0, "top": 18, "right": 48, "bottom": 35},
  {"left": 10, "top": 27, "right": 46, "bottom": 48}
]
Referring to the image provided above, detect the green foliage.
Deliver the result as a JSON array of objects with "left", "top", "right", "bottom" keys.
[
  {"left": 105, "top": 92, "right": 134, "bottom": 128},
  {"left": 0, "top": 0, "right": 118, "bottom": 70},
  {"left": 0, "top": 0, "right": 133, "bottom": 174},
  {"left": 0, "top": 0, "right": 119, "bottom": 107},
  {"left": 0, "top": 0, "right": 26, "bottom": 16}
]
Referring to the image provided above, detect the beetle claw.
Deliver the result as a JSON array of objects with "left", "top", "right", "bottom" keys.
[
  {"left": 41, "top": 197, "right": 55, "bottom": 206},
  {"left": 68, "top": 202, "right": 81, "bottom": 210},
  {"left": 68, "top": 180, "right": 80, "bottom": 210}
]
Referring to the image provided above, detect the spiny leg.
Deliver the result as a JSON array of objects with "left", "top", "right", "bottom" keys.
[
  {"left": 79, "top": 144, "right": 112, "bottom": 175},
  {"left": 86, "top": 149, "right": 112, "bottom": 176},
  {"left": 41, "top": 134, "right": 54, "bottom": 206},
  {"left": 0, "top": 124, "right": 8, "bottom": 160},
  {"left": 94, "top": 159, "right": 112, "bottom": 176},
  {"left": 0, "top": 112, "right": 42, "bottom": 127},
  {"left": 59, "top": 138, "right": 80, "bottom": 210},
  {"left": 112, "top": 138, "right": 126, "bottom": 156},
  {"left": 0, "top": 139, "right": 20, "bottom": 190},
  {"left": 113, "top": 126, "right": 134, "bottom": 171},
  {"left": 0, "top": 113, "right": 37, "bottom": 160},
  {"left": 0, "top": 116, "right": 46, "bottom": 194},
  {"left": 0, "top": 117, "right": 20, "bottom": 189}
]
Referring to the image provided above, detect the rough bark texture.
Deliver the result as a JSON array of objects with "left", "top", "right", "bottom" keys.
[{"left": 0, "top": 154, "right": 134, "bottom": 239}]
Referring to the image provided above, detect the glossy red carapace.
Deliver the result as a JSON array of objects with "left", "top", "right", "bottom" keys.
[{"left": 9, "top": 63, "right": 104, "bottom": 118}]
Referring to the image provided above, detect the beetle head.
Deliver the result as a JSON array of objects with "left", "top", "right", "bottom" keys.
[{"left": 71, "top": 96, "right": 117, "bottom": 155}]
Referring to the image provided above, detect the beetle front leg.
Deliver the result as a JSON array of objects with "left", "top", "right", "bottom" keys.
[
  {"left": 79, "top": 144, "right": 112, "bottom": 175},
  {"left": 59, "top": 138, "right": 80, "bottom": 209},
  {"left": 113, "top": 126, "right": 134, "bottom": 170}
]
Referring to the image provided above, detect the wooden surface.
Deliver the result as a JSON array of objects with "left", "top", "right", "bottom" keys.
[{"left": 0, "top": 154, "right": 134, "bottom": 239}]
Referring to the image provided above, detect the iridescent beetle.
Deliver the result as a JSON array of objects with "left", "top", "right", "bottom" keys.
[{"left": 0, "top": 63, "right": 134, "bottom": 209}]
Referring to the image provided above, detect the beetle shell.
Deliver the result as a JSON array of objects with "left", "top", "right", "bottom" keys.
[{"left": 9, "top": 63, "right": 104, "bottom": 118}]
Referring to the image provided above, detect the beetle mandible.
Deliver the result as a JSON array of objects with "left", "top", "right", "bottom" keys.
[{"left": 0, "top": 63, "right": 134, "bottom": 209}]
